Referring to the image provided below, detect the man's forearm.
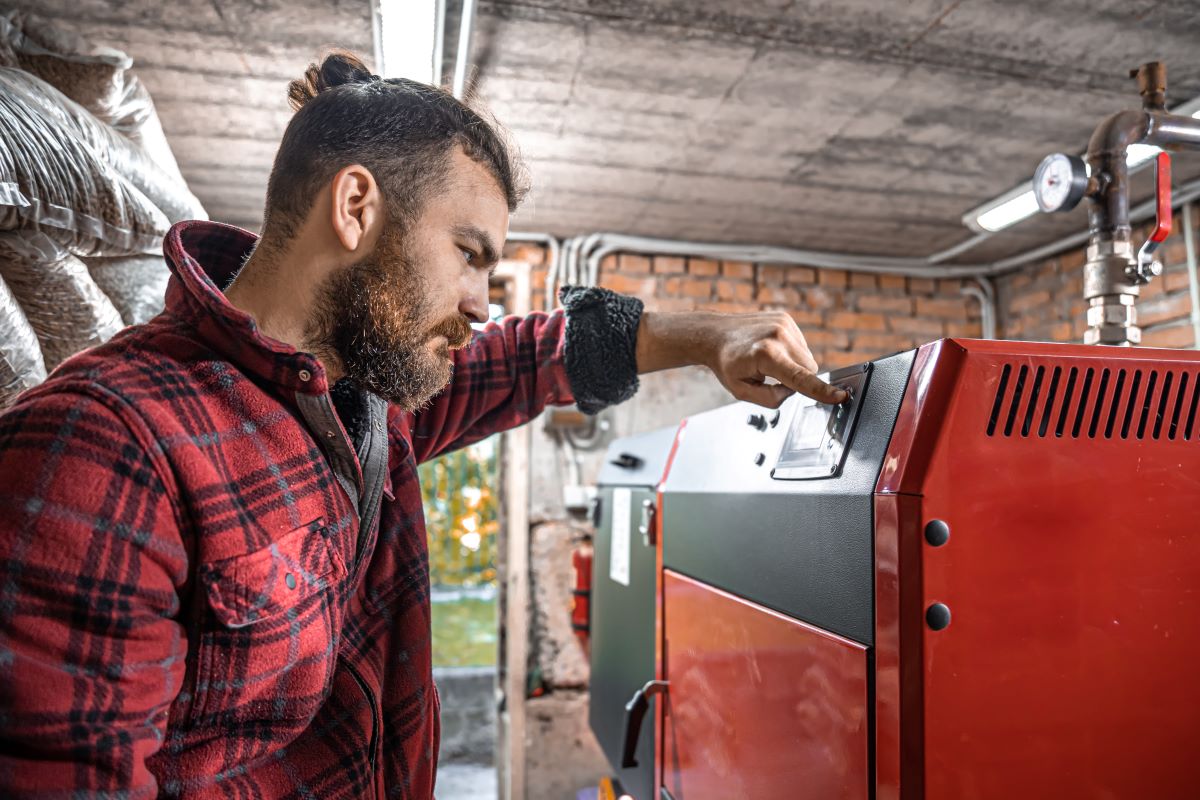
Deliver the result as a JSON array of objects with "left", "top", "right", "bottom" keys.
[
  {"left": 635, "top": 310, "right": 721, "bottom": 374},
  {"left": 634, "top": 307, "right": 847, "bottom": 405}
]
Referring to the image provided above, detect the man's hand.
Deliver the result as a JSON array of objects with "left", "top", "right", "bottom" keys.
[{"left": 635, "top": 310, "right": 848, "bottom": 407}]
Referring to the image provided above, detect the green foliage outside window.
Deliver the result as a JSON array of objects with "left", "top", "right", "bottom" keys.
[
  {"left": 419, "top": 439, "right": 499, "bottom": 588},
  {"left": 421, "top": 440, "right": 500, "bottom": 666}
]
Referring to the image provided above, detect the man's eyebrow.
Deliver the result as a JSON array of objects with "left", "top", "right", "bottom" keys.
[{"left": 453, "top": 224, "right": 500, "bottom": 267}]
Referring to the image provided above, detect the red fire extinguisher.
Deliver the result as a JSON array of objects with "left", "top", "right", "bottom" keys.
[{"left": 572, "top": 544, "right": 593, "bottom": 654}]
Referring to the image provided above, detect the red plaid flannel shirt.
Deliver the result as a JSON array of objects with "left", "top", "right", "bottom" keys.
[{"left": 0, "top": 221, "right": 581, "bottom": 798}]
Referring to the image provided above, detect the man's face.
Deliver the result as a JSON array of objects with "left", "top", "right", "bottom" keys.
[{"left": 305, "top": 147, "right": 509, "bottom": 410}]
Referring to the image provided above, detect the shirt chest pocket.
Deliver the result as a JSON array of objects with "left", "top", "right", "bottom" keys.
[{"left": 186, "top": 520, "right": 348, "bottom": 726}]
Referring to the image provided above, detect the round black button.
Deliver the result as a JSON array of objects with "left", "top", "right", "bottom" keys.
[
  {"left": 926, "top": 602, "right": 951, "bottom": 631},
  {"left": 753, "top": 452, "right": 766, "bottom": 466},
  {"left": 924, "top": 519, "right": 950, "bottom": 547}
]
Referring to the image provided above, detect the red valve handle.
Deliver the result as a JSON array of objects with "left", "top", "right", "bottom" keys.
[{"left": 1152, "top": 150, "right": 1172, "bottom": 243}]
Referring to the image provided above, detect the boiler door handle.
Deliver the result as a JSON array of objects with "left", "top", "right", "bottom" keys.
[
  {"left": 620, "top": 679, "right": 669, "bottom": 768},
  {"left": 638, "top": 498, "right": 656, "bottom": 547}
]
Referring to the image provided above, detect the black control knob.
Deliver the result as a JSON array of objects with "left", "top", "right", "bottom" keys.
[
  {"left": 753, "top": 452, "right": 766, "bottom": 466},
  {"left": 746, "top": 413, "right": 767, "bottom": 431},
  {"left": 610, "top": 453, "right": 643, "bottom": 470},
  {"left": 769, "top": 410, "right": 781, "bottom": 428}
]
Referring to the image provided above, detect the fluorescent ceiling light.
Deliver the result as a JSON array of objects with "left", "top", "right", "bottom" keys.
[
  {"left": 968, "top": 184, "right": 1040, "bottom": 232},
  {"left": 962, "top": 97, "right": 1200, "bottom": 233},
  {"left": 378, "top": 0, "right": 438, "bottom": 83}
]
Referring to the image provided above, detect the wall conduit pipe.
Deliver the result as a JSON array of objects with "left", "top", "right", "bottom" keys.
[
  {"left": 961, "top": 277, "right": 997, "bottom": 339},
  {"left": 575, "top": 177, "right": 1200, "bottom": 287}
]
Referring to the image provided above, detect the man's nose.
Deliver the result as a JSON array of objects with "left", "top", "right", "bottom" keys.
[{"left": 459, "top": 275, "right": 489, "bottom": 324}]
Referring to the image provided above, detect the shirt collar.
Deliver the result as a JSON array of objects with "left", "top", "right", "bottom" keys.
[{"left": 162, "top": 220, "right": 328, "bottom": 395}]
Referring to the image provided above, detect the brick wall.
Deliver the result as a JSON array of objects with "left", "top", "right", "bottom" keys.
[
  {"left": 996, "top": 207, "right": 1199, "bottom": 348},
  {"left": 504, "top": 244, "right": 983, "bottom": 367},
  {"left": 511, "top": 209, "right": 1200, "bottom": 357}
]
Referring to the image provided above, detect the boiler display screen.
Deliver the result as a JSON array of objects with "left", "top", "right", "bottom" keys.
[{"left": 772, "top": 364, "right": 870, "bottom": 480}]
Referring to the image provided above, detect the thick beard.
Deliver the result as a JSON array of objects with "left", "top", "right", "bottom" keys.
[{"left": 304, "top": 230, "right": 474, "bottom": 411}]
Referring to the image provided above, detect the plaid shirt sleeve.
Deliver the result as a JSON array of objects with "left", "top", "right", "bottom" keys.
[
  {"left": 0, "top": 387, "right": 187, "bottom": 798},
  {"left": 408, "top": 309, "right": 574, "bottom": 463}
]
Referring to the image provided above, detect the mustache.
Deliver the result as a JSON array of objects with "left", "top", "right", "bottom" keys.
[{"left": 428, "top": 314, "right": 474, "bottom": 349}]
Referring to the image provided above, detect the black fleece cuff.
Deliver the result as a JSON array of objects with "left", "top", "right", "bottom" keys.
[{"left": 559, "top": 285, "right": 643, "bottom": 414}]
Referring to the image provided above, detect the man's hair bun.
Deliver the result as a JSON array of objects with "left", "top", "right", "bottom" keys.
[{"left": 287, "top": 50, "right": 379, "bottom": 111}]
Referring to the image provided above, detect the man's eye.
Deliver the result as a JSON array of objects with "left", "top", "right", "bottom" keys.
[{"left": 460, "top": 248, "right": 475, "bottom": 264}]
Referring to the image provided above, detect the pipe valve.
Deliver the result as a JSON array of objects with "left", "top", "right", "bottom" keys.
[
  {"left": 1132, "top": 151, "right": 1173, "bottom": 284},
  {"left": 1034, "top": 60, "right": 1200, "bottom": 346}
]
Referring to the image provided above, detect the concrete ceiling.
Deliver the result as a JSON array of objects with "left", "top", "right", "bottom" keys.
[
  {"left": 472, "top": 0, "right": 1200, "bottom": 261},
  {"left": 12, "top": 0, "right": 1200, "bottom": 265}
]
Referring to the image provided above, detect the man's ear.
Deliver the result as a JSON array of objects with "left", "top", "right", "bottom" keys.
[{"left": 329, "top": 164, "right": 382, "bottom": 253}]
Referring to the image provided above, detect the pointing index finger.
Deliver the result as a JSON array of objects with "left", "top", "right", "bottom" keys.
[{"left": 767, "top": 358, "right": 849, "bottom": 405}]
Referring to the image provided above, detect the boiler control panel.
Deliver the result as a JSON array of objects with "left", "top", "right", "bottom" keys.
[{"left": 772, "top": 363, "right": 871, "bottom": 480}]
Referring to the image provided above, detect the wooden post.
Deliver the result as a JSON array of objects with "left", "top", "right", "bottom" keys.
[{"left": 493, "top": 260, "right": 531, "bottom": 800}]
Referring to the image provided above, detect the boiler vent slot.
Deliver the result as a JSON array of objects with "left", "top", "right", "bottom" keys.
[{"left": 986, "top": 363, "right": 1200, "bottom": 440}]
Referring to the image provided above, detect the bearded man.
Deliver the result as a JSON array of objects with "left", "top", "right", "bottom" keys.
[{"left": 0, "top": 52, "right": 844, "bottom": 798}]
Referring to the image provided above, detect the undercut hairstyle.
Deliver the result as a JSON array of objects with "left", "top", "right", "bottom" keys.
[{"left": 262, "top": 50, "right": 527, "bottom": 241}]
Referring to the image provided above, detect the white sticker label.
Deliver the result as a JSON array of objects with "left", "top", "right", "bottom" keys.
[{"left": 609, "top": 488, "right": 632, "bottom": 586}]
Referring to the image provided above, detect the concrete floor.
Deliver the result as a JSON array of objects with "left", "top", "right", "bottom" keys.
[{"left": 436, "top": 763, "right": 498, "bottom": 800}]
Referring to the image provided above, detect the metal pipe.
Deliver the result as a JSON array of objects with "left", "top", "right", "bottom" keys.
[
  {"left": 545, "top": 236, "right": 570, "bottom": 308},
  {"left": 927, "top": 231, "right": 993, "bottom": 264},
  {"left": 432, "top": 0, "right": 447, "bottom": 86},
  {"left": 1148, "top": 113, "right": 1200, "bottom": 149},
  {"left": 1184, "top": 203, "right": 1200, "bottom": 349},
  {"left": 1083, "top": 109, "right": 1200, "bottom": 242},
  {"left": 1078, "top": 63, "right": 1200, "bottom": 345},
  {"left": 582, "top": 232, "right": 605, "bottom": 287},
  {"left": 568, "top": 235, "right": 589, "bottom": 286},
  {"left": 368, "top": 0, "right": 384, "bottom": 78},
  {"left": 573, "top": 235, "right": 593, "bottom": 286},
  {"left": 563, "top": 236, "right": 579, "bottom": 287},
  {"left": 583, "top": 236, "right": 1006, "bottom": 282},
  {"left": 451, "top": 0, "right": 476, "bottom": 100},
  {"left": 961, "top": 277, "right": 997, "bottom": 340},
  {"left": 574, "top": 176, "right": 1200, "bottom": 290},
  {"left": 555, "top": 236, "right": 573, "bottom": 292},
  {"left": 557, "top": 431, "right": 581, "bottom": 489},
  {"left": 1086, "top": 109, "right": 1147, "bottom": 239}
]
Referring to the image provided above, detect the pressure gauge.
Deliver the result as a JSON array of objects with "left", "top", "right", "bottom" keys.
[{"left": 1033, "top": 153, "right": 1089, "bottom": 213}]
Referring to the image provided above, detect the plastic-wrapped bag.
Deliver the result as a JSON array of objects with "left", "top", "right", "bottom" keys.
[
  {"left": 2, "top": 68, "right": 205, "bottom": 224},
  {"left": 0, "top": 230, "right": 125, "bottom": 369},
  {"left": 84, "top": 254, "right": 170, "bottom": 326},
  {"left": 0, "top": 10, "right": 131, "bottom": 122},
  {"left": 0, "top": 69, "right": 170, "bottom": 257},
  {"left": 0, "top": 271, "right": 47, "bottom": 408},
  {"left": 0, "top": 12, "right": 196, "bottom": 195},
  {"left": 109, "top": 74, "right": 188, "bottom": 187}
]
